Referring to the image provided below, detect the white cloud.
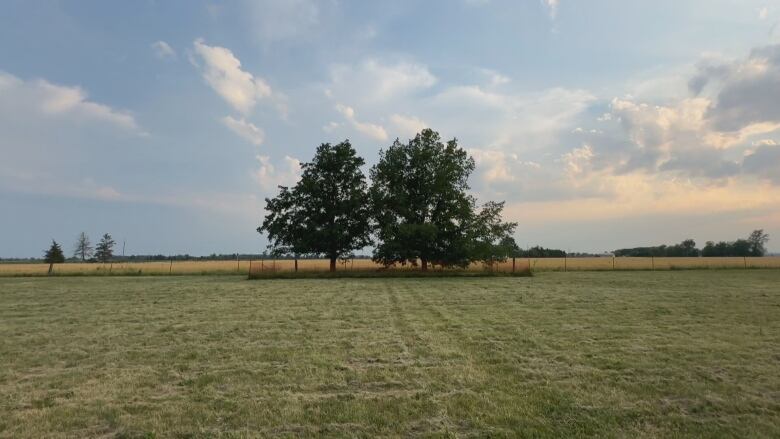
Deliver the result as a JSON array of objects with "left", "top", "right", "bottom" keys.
[
  {"left": 221, "top": 116, "right": 265, "bottom": 146},
  {"left": 390, "top": 114, "right": 427, "bottom": 138},
  {"left": 328, "top": 59, "right": 437, "bottom": 104},
  {"left": 0, "top": 70, "right": 141, "bottom": 132},
  {"left": 542, "top": 0, "right": 560, "bottom": 19},
  {"left": 480, "top": 68, "right": 510, "bottom": 86},
  {"left": 253, "top": 154, "right": 301, "bottom": 191},
  {"left": 192, "top": 39, "right": 273, "bottom": 114},
  {"left": 470, "top": 148, "right": 541, "bottom": 184},
  {"left": 561, "top": 144, "right": 594, "bottom": 177},
  {"left": 151, "top": 40, "right": 175, "bottom": 59},
  {"left": 335, "top": 103, "right": 388, "bottom": 141}
]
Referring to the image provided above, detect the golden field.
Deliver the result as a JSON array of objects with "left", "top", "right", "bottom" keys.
[{"left": 1, "top": 256, "right": 779, "bottom": 276}]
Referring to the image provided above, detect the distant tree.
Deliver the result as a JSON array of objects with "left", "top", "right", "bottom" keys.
[
  {"left": 701, "top": 234, "right": 757, "bottom": 257},
  {"left": 73, "top": 232, "right": 93, "bottom": 262},
  {"left": 259, "top": 141, "right": 372, "bottom": 272},
  {"left": 94, "top": 233, "right": 115, "bottom": 263},
  {"left": 370, "top": 129, "right": 479, "bottom": 270},
  {"left": 748, "top": 229, "right": 770, "bottom": 256},
  {"left": 616, "top": 239, "right": 699, "bottom": 257},
  {"left": 521, "top": 246, "right": 567, "bottom": 258},
  {"left": 496, "top": 236, "right": 522, "bottom": 259},
  {"left": 44, "top": 240, "right": 65, "bottom": 274}
]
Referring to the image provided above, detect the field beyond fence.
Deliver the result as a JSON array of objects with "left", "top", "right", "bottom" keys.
[{"left": 1, "top": 256, "right": 779, "bottom": 277}]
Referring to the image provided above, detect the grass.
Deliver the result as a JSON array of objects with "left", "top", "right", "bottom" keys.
[{"left": 0, "top": 271, "right": 779, "bottom": 437}]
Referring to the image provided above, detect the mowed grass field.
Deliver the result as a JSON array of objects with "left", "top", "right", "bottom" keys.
[{"left": 1, "top": 271, "right": 779, "bottom": 437}]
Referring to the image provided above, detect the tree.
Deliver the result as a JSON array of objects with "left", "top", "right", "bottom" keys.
[
  {"left": 94, "top": 233, "right": 115, "bottom": 263},
  {"left": 370, "top": 129, "right": 474, "bottom": 270},
  {"left": 73, "top": 232, "right": 93, "bottom": 261},
  {"left": 748, "top": 229, "right": 770, "bottom": 256},
  {"left": 468, "top": 201, "right": 518, "bottom": 267},
  {"left": 44, "top": 240, "right": 65, "bottom": 274},
  {"left": 259, "top": 141, "right": 372, "bottom": 272},
  {"left": 370, "top": 129, "right": 515, "bottom": 270}
]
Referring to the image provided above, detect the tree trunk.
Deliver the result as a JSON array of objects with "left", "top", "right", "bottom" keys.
[
  {"left": 421, "top": 258, "right": 428, "bottom": 272},
  {"left": 48, "top": 263, "right": 53, "bottom": 275},
  {"left": 329, "top": 256, "right": 337, "bottom": 272}
]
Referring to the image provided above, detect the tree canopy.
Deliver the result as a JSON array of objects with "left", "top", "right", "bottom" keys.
[
  {"left": 259, "top": 141, "right": 372, "bottom": 271},
  {"left": 44, "top": 240, "right": 65, "bottom": 264},
  {"left": 370, "top": 129, "right": 515, "bottom": 270}
]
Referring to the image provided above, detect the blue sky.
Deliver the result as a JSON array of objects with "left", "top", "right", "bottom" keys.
[{"left": 2, "top": 0, "right": 780, "bottom": 257}]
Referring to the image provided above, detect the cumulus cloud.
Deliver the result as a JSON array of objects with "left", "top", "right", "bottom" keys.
[
  {"left": 328, "top": 59, "right": 436, "bottom": 104},
  {"left": 221, "top": 116, "right": 265, "bottom": 146},
  {"left": 469, "top": 148, "right": 541, "bottom": 184},
  {"left": 0, "top": 71, "right": 141, "bottom": 132},
  {"left": 335, "top": 103, "right": 388, "bottom": 141},
  {"left": 253, "top": 154, "right": 301, "bottom": 191},
  {"left": 703, "top": 45, "right": 780, "bottom": 131},
  {"left": 151, "top": 40, "right": 175, "bottom": 59},
  {"left": 390, "top": 114, "right": 427, "bottom": 138},
  {"left": 192, "top": 39, "right": 273, "bottom": 114}
]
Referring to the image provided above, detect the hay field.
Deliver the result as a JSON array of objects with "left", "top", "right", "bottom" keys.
[
  {"left": 1, "top": 271, "right": 779, "bottom": 437},
  {"left": 2, "top": 256, "right": 780, "bottom": 277}
]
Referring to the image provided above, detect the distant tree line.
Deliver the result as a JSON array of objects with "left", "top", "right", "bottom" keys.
[
  {"left": 260, "top": 129, "right": 517, "bottom": 272},
  {"left": 615, "top": 230, "right": 770, "bottom": 257}
]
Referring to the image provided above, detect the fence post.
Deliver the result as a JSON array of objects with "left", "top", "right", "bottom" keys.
[
  {"left": 249, "top": 259, "right": 253, "bottom": 276},
  {"left": 564, "top": 255, "right": 567, "bottom": 272},
  {"left": 169, "top": 258, "right": 173, "bottom": 274},
  {"left": 651, "top": 256, "right": 654, "bottom": 271},
  {"left": 612, "top": 256, "right": 615, "bottom": 270},
  {"left": 295, "top": 257, "right": 298, "bottom": 272},
  {"left": 744, "top": 256, "right": 747, "bottom": 269},
  {"left": 512, "top": 257, "right": 516, "bottom": 273}
]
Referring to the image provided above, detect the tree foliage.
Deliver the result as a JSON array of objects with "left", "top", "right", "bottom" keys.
[
  {"left": 44, "top": 240, "right": 65, "bottom": 264},
  {"left": 94, "top": 233, "right": 115, "bottom": 263},
  {"left": 73, "top": 232, "right": 93, "bottom": 261},
  {"left": 259, "top": 141, "right": 372, "bottom": 271},
  {"left": 615, "top": 239, "right": 700, "bottom": 257},
  {"left": 44, "top": 239, "right": 65, "bottom": 274},
  {"left": 370, "top": 129, "right": 515, "bottom": 269},
  {"left": 748, "top": 229, "right": 770, "bottom": 256}
]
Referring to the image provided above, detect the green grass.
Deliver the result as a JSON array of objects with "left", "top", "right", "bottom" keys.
[{"left": 1, "top": 271, "right": 779, "bottom": 438}]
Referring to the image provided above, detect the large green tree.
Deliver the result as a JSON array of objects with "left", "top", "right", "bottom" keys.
[
  {"left": 370, "top": 128, "right": 515, "bottom": 270},
  {"left": 259, "top": 141, "right": 371, "bottom": 272}
]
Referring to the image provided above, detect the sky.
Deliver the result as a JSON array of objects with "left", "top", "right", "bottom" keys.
[{"left": 2, "top": 0, "right": 780, "bottom": 257}]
